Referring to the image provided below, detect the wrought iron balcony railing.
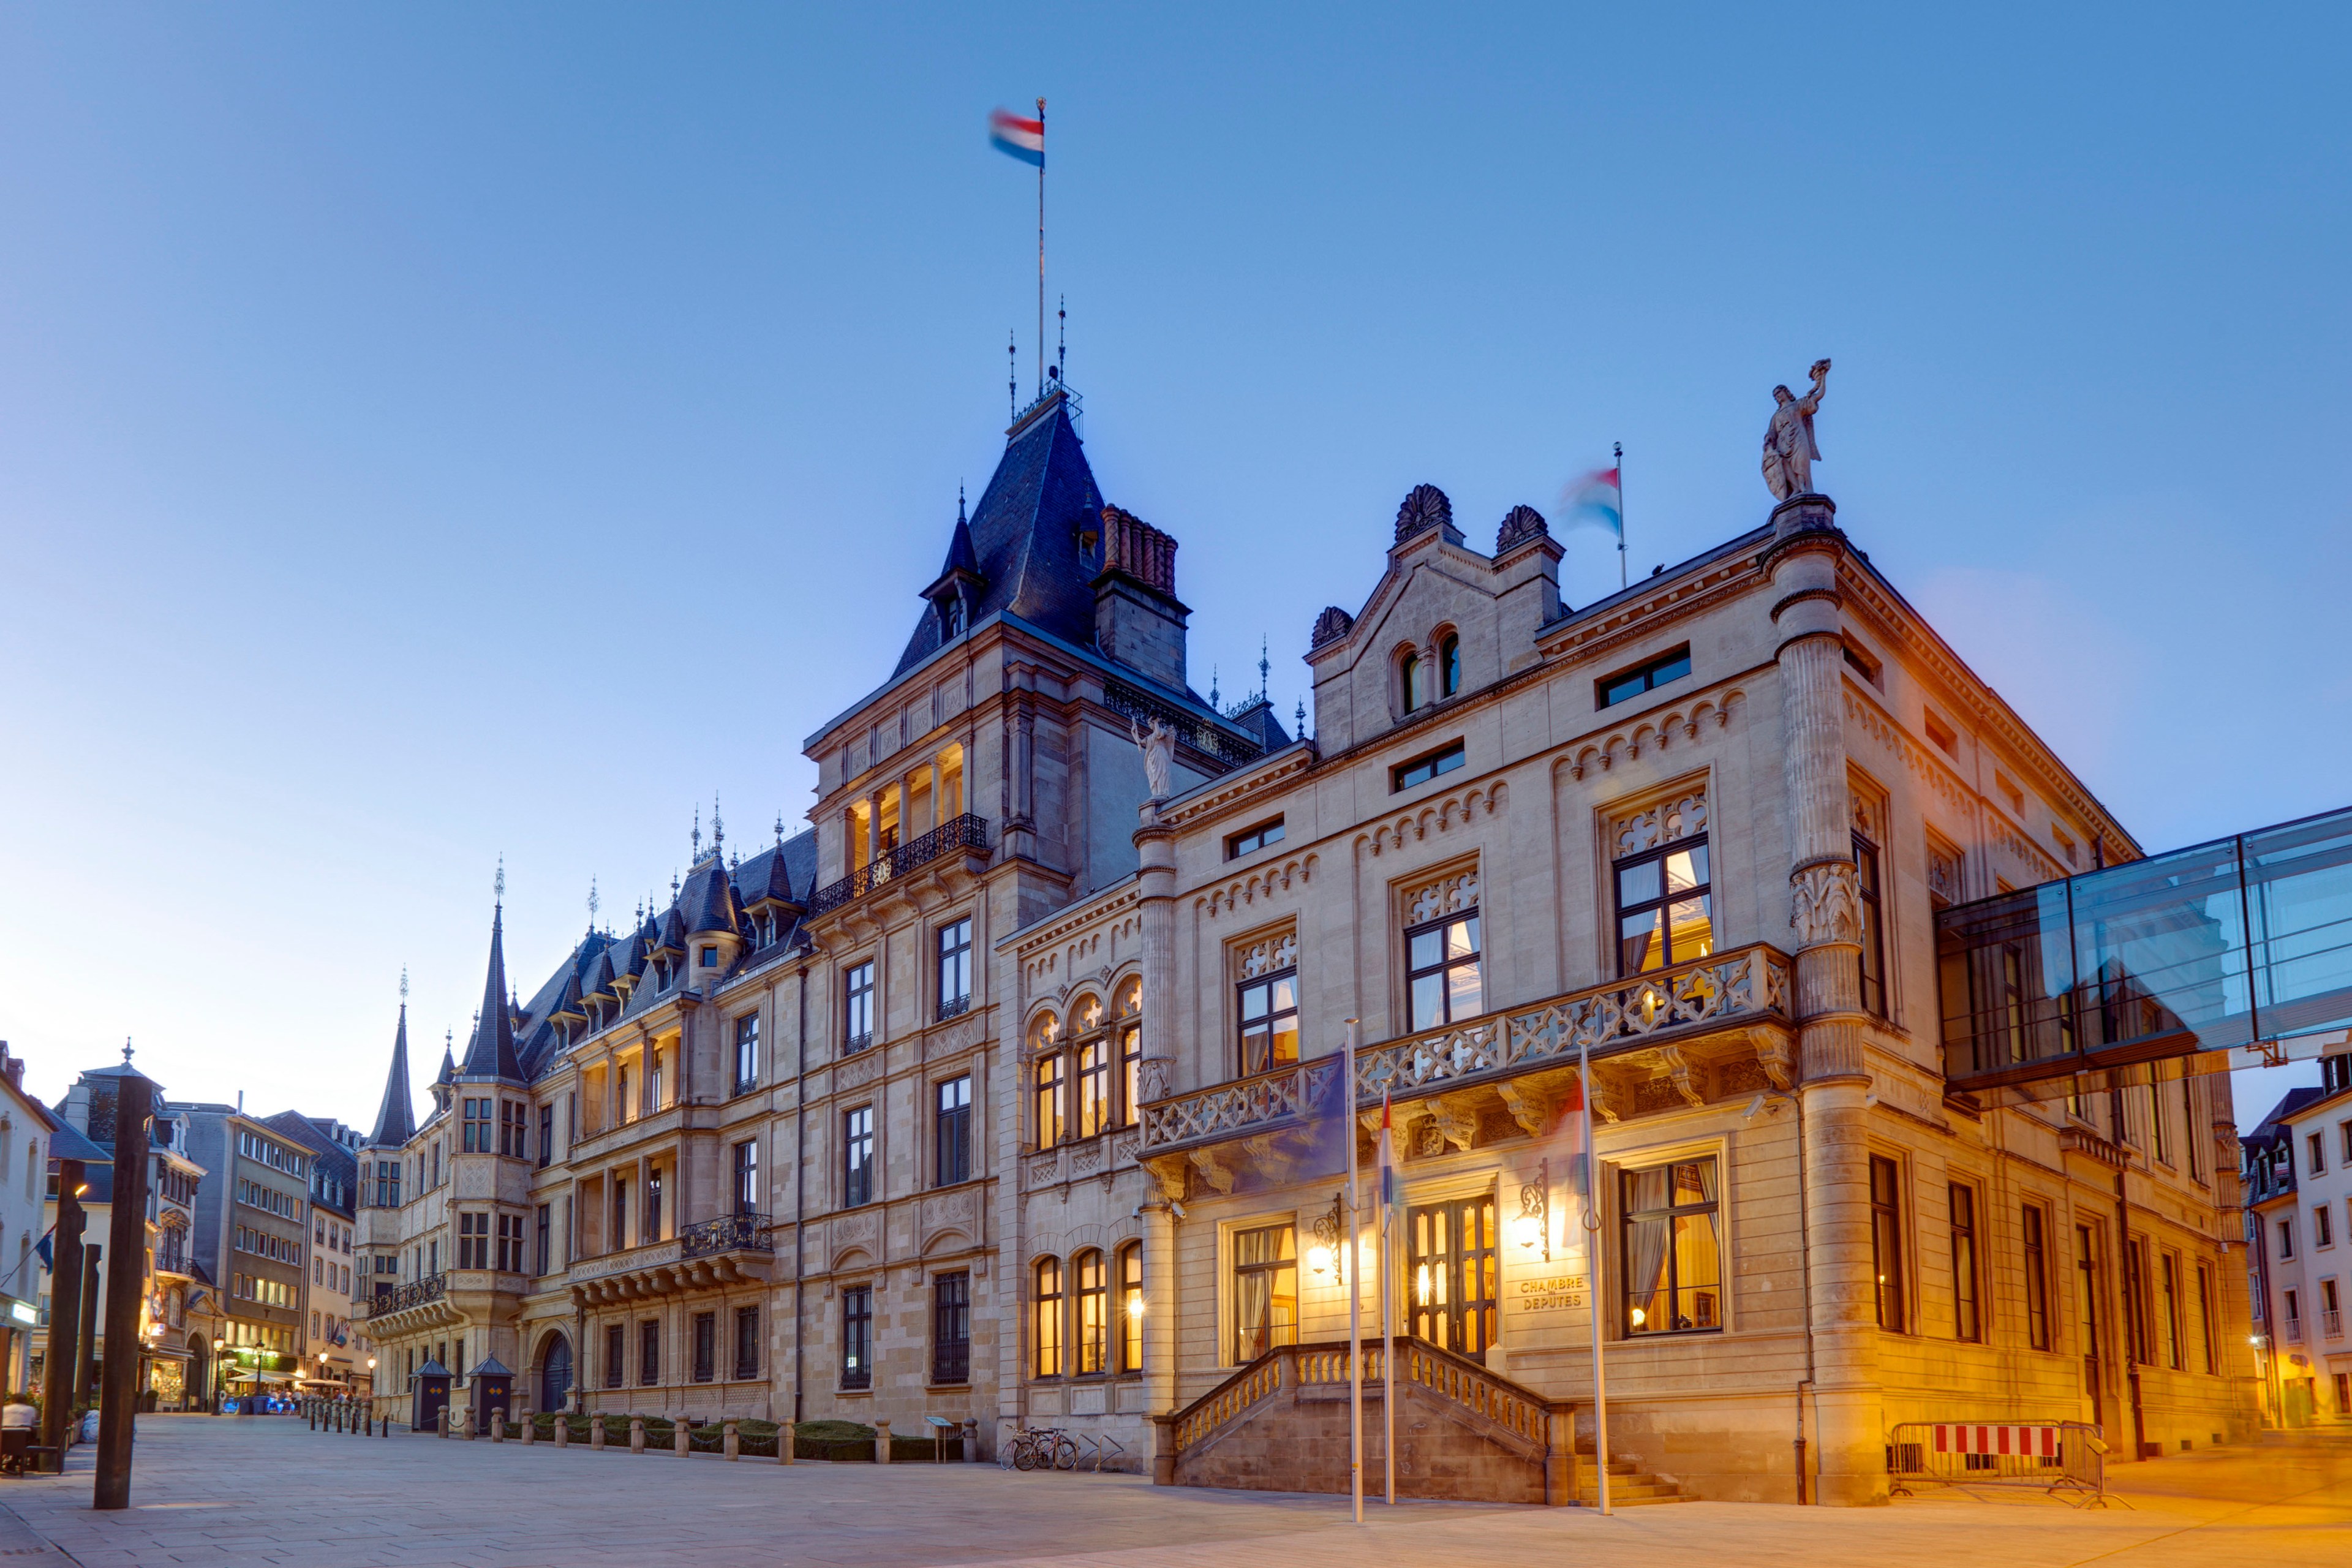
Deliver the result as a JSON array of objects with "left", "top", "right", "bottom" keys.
[
  {"left": 805, "top": 814, "right": 990, "bottom": 916},
  {"left": 366, "top": 1272, "right": 445, "bottom": 1320},
  {"left": 1102, "top": 677, "right": 1265, "bottom": 771},
  {"left": 1139, "top": 943, "right": 1789, "bottom": 1155},
  {"left": 680, "top": 1213, "right": 774, "bottom": 1260}
]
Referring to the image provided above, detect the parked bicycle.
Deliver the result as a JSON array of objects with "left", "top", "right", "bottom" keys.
[{"left": 998, "top": 1426, "right": 1078, "bottom": 1471}]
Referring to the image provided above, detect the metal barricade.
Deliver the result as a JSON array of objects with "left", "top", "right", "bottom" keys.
[{"left": 1888, "top": 1420, "right": 2109, "bottom": 1506}]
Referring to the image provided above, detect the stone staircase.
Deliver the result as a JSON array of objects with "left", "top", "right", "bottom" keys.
[{"left": 1575, "top": 1447, "right": 1693, "bottom": 1506}]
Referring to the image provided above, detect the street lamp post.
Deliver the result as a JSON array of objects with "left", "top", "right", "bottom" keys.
[{"left": 211, "top": 1339, "right": 225, "bottom": 1415}]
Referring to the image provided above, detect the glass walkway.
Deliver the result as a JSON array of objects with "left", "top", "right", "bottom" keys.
[{"left": 1936, "top": 803, "right": 2352, "bottom": 1106}]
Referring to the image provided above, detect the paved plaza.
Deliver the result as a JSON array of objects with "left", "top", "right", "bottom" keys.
[{"left": 0, "top": 1415, "right": 2343, "bottom": 1567}]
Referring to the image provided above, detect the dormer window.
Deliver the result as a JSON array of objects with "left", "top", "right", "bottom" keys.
[
  {"left": 700, "top": 945, "right": 718, "bottom": 968},
  {"left": 938, "top": 594, "right": 967, "bottom": 636}
]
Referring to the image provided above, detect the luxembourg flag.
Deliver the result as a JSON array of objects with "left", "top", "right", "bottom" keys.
[
  {"left": 1565, "top": 466, "right": 1623, "bottom": 541},
  {"left": 989, "top": 107, "right": 1044, "bottom": 167},
  {"left": 1376, "top": 1091, "right": 1398, "bottom": 1237}
]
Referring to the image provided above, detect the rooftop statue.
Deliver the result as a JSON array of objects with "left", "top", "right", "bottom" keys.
[
  {"left": 1763, "top": 358, "right": 1831, "bottom": 501},
  {"left": 1131, "top": 716, "right": 1174, "bottom": 802}
]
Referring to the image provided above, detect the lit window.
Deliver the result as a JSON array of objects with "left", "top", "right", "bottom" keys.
[
  {"left": 1075, "top": 1250, "right": 1109, "bottom": 1375},
  {"left": 1615, "top": 835, "right": 1713, "bottom": 974},
  {"left": 1854, "top": 832, "right": 1887, "bottom": 1015},
  {"left": 1621, "top": 1158, "right": 1721, "bottom": 1336},
  {"left": 1033, "top": 1258, "right": 1065, "bottom": 1378},
  {"left": 1950, "top": 1184, "right": 1980, "bottom": 1341},
  {"left": 1231, "top": 1224, "right": 1297, "bottom": 1363},
  {"left": 1870, "top": 1156, "right": 1906, "bottom": 1331},
  {"left": 1032, "top": 1050, "right": 1067, "bottom": 1148},
  {"left": 1118, "top": 1243, "right": 1144, "bottom": 1373}
]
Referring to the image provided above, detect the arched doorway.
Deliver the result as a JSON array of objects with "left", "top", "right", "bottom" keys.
[
  {"left": 187, "top": 1333, "right": 209, "bottom": 1411},
  {"left": 538, "top": 1333, "right": 571, "bottom": 1414}
]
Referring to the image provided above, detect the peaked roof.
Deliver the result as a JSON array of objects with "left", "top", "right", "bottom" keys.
[
  {"left": 368, "top": 1004, "right": 416, "bottom": 1147},
  {"left": 894, "top": 391, "right": 1106, "bottom": 676},
  {"left": 681, "top": 857, "right": 742, "bottom": 937},
  {"left": 459, "top": 904, "right": 524, "bottom": 1082}
]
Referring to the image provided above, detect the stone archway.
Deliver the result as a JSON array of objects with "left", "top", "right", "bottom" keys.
[{"left": 536, "top": 1331, "right": 572, "bottom": 1415}]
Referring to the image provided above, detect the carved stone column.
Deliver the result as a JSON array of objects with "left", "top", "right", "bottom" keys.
[
  {"left": 1133, "top": 799, "right": 1183, "bottom": 1480},
  {"left": 1766, "top": 493, "right": 1882, "bottom": 1506},
  {"left": 1141, "top": 1186, "right": 1180, "bottom": 1480}
]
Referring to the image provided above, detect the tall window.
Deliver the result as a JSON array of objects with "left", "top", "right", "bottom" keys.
[
  {"left": 646, "top": 1169, "right": 663, "bottom": 1242},
  {"left": 505, "top": 1099, "right": 529, "bottom": 1157},
  {"left": 935, "top": 1077, "right": 971, "bottom": 1186},
  {"left": 2160, "top": 1253, "right": 2184, "bottom": 1369},
  {"left": 1854, "top": 834, "right": 1887, "bottom": 1016},
  {"left": 537, "top": 1105, "right": 553, "bottom": 1170},
  {"left": 374, "top": 1159, "right": 401, "bottom": 1208},
  {"left": 734, "top": 1306, "right": 760, "bottom": 1381},
  {"left": 1620, "top": 1158, "right": 1720, "bottom": 1335},
  {"left": 692, "top": 1311, "right": 716, "bottom": 1383},
  {"left": 1439, "top": 632, "right": 1461, "bottom": 698},
  {"left": 1616, "top": 835, "right": 1713, "bottom": 975},
  {"left": 842, "top": 1286, "right": 872, "bottom": 1389},
  {"left": 1119, "top": 1243, "right": 1144, "bottom": 1373},
  {"left": 934, "top": 1272, "right": 971, "bottom": 1384},
  {"left": 1231, "top": 1223, "right": 1298, "bottom": 1362},
  {"left": 2021, "top": 1204, "right": 2051, "bottom": 1351},
  {"left": 1075, "top": 1250, "right": 1109, "bottom": 1374},
  {"left": 843, "top": 961, "right": 876, "bottom": 1051},
  {"left": 1406, "top": 911, "right": 1482, "bottom": 1031},
  {"left": 639, "top": 1319, "right": 660, "bottom": 1385},
  {"left": 1117, "top": 979, "right": 1144, "bottom": 1124},
  {"left": 462, "top": 1098, "right": 490, "bottom": 1153},
  {"left": 497, "top": 1212, "right": 523, "bottom": 1271},
  {"left": 1033, "top": 1257, "right": 1065, "bottom": 1378},
  {"left": 2184, "top": 1079, "right": 2203, "bottom": 1180},
  {"left": 937, "top": 919, "right": 973, "bottom": 1019},
  {"left": 2196, "top": 1263, "right": 2218, "bottom": 1373},
  {"left": 1033, "top": 1050, "right": 1067, "bottom": 1148},
  {"left": 604, "top": 1323, "right": 624, "bottom": 1387},
  {"left": 1400, "top": 649, "right": 1427, "bottom": 711},
  {"left": 733, "top": 1139, "right": 760, "bottom": 1215},
  {"left": 1869, "top": 1155, "right": 1906, "bottom": 1332},
  {"left": 2317, "top": 1205, "right": 2336, "bottom": 1248},
  {"left": 612, "top": 1177, "right": 628, "bottom": 1251},
  {"left": 534, "top": 1204, "right": 551, "bottom": 1276},
  {"left": 842, "top": 1107, "right": 875, "bottom": 1207},
  {"left": 1076, "top": 1038, "right": 1110, "bottom": 1139},
  {"left": 734, "top": 1014, "right": 760, "bottom": 1093},
  {"left": 1237, "top": 968, "right": 1299, "bottom": 1077},
  {"left": 457, "top": 1212, "right": 487, "bottom": 1269},
  {"left": 1949, "top": 1183, "right": 1981, "bottom": 1341}
]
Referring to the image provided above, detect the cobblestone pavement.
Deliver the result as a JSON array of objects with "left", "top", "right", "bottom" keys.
[{"left": 0, "top": 1415, "right": 2344, "bottom": 1568}]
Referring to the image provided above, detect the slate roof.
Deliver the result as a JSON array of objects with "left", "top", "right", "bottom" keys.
[
  {"left": 45, "top": 1114, "right": 108, "bottom": 1166},
  {"left": 368, "top": 1005, "right": 416, "bottom": 1147},
  {"left": 894, "top": 391, "right": 1107, "bottom": 677},
  {"left": 458, "top": 906, "right": 525, "bottom": 1083}
]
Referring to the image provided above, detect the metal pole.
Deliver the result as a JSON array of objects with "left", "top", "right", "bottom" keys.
[
  {"left": 1343, "top": 1019, "right": 1362, "bottom": 1525},
  {"left": 1382, "top": 1116, "right": 1395, "bottom": 1505},
  {"left": 73, "top": 1248, "right": 100, "bottom": 1415},
  {"left": 1036, "top": 96, "right": 1046, "bottom": 399},
  {"left": 1580, "top": 1034, "right": 1611, "bottom": 1515},
  {"left": 1615, "top": 441, "right": 1627, "bottom": 592},
  {"left": 95, "top": 1071, "right": 154, "bottom": 1509},
  {"left": 41, "top": 1161, "right": 85, "bottom": 1471}
]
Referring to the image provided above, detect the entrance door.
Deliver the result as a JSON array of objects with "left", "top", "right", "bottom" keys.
[
  {"left": 2075, "top": 1223, "right": 2106, "bottom": 1431},
  {"left": 1408, "top": 1196, "right": 1498, "bottom": 1357},
  {"left": 540, "top": 1335, "right": 573, "bottom": 1414}
]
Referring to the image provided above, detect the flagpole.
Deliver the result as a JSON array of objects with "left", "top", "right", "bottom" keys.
[
  {"left": 1344, "top": 1018, "right": 1363, "bottom": 1526},
  {"left": 1382, "top": 1095, "right": 1395, "bottom": 1505},
  {"left": 1580, "top": 1032, "right": 1611, "bottom": 1515},
  {"left": 1615, "top": 440, "right": 1626, "bottom": 591},
  {"left": 1036, "top": 96, "right": 1046, "bottom": 399}
]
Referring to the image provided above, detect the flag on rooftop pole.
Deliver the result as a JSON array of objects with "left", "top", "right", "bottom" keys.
[
  {"left": 1565, "top": 451, "right": 1627, "bottom": 590},
  {"left": 990, "top": 104, "right": 1048, "bottom": 397}
]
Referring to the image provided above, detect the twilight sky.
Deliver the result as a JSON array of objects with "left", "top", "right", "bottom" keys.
[{"left": 1, "top": 5, "right": 2345, "bottom": 1131}]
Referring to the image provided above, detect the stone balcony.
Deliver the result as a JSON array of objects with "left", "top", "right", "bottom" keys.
[
  {"left": 563, "top": 1214, "right": 774, "bottom": 1308},
  {"left": 1139, "top": 943, "right": 1792, "bottom": 1193}
]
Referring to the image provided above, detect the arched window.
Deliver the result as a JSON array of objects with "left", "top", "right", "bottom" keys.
[
  {"left": 1030, "top": 1012, "right": 1065, "bottom": 1147},
  {"left": 1033, "top": 1257, "right": 1065, "bottom": 1378},
  {"left": 1118, "top": 1243, "right": 1145, "bottom": 1372},
  {"left": 1075, "top": 1250, "right": 1109, "bottom": 1374},
  {"left": 1400, "top": 650, "right": 1427, "bottom": 712},
  {"left": 1115, "top": 978, "right": 1144, "bottom": 1127},
  {"left": 1439, "top": 633, "right": 1461, "bottom": 698},
  {"left": 1072, "top": 993, "right": 1109, "bottom": 1139}
]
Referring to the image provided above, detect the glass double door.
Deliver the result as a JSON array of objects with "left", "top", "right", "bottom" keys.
[{"left": 1408, "top": 1196, "right": 1498, "bottom": 1357}]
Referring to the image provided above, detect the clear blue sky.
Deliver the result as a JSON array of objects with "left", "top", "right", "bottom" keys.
[{"left": 2, "top": 5, "right": 2345, "bottom": 1131}]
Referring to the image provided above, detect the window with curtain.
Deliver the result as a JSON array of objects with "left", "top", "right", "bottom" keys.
[
  {"left": 1033, "top": 1258, "right": 1065, "bottom": 1378},
  {"left": 1949, "top": 1183, "right": 1980, "bottom": 1341},
  {"left": 1077, "top": 1039, "right": 1110, "bottom": 1139},
  {"left": 1237, "top": 970, "right": 1298, "bottom": 1077},
  {"left": 1406, "top": 911, "right": 1482, "bottom": 1030},
  {"left": 1619, "top": 1158, "right": 1720, "bottom": 1335},
  {"left": 1115, "top": 977, "right": 1144, "bottom": 1125},
  {"left": 1075, "top": 1250, "right": 1109, "bottom": 1374},
  {"left": 1871, "top": 1156, "right": 1907, "bottom": 1332},
  {"left": 1033, "top": 1052, "right": 1066, "bottom": 1148},
  {"left": 1615, "top": 837, "right": 1713, "bottom": 974},
  {"left": 1231, "top": 1223, "right": 1298, "bottom": 1363},
  {"left": 1118, "top": 1244, "right": 1144, "bottom": 1373}
]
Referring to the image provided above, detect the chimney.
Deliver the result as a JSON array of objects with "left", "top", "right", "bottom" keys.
[{"left": 1092, "top": 507, "right": 1189, "bottom": 690}]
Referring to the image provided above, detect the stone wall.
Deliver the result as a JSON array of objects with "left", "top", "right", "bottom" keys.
[{"left": 1172, "top": 1381, "right": 1553, "bottom": 1504}]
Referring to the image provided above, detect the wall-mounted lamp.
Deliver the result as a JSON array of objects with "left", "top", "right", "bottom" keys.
[
  {"left": 1513, "top": 1159, "right": 1551, "bottom": 1260},
  {"left": 1308, "top": 1191, "right": 1345, "bottom": 1280}
]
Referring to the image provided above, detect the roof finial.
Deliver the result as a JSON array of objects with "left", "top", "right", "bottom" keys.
[
  {"left": 774, "top": 812, "right": 785, "bottom": 846},
  {"left": 692, "top": 804, "right": 702, "bottom": 861},
  {"left": 1057, "top": 294, "right": 1066, "bottom": 382},
  {"left": 671, "top": 867, "right": 680, "bottom": 897},
  {"left": 712, "top": 792, "right": 725, "bottom": 856},
  {"left": 123, "top": 1036, "right": 134, "bottom": 1065},
  {"left": 1008, "top": 331, "right": 1017, "bottom": 418},
  {"left": 400, "top": 965, "right": 409, "bottom": 1004},
  {"left": 1296, "top": 696, "right": 1308, "bottom": 738},
  {"left": 957, "top": 483, "right": 966, "bottom": 524},
  {"left": 587, "top": 876, "right": 600, "bottom": 931},
  {"left": 1259, "top": 635, "right": 1270, "bottom": 701},
  {"left": 1210, "top": 664, "right": 1220, "bottom": 708},
  {"left": 494, "top": 854, "right": 505, "bottom": 907}
]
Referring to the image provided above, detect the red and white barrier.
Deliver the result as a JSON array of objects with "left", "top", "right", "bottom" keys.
[{"left": 1930, "top": 1423, "right": 2060, "bottom": 1458}]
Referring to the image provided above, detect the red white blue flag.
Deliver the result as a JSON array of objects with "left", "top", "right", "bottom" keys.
[
  {"left": 1566, "top": 467, "right": 1623, "bottom": 541},
  {"left": 990, "top": 107, "right": 1044, "bottom": 167},
  {"left": 1376, "top": 1092, "right": 1398, "bottom": 1237}
]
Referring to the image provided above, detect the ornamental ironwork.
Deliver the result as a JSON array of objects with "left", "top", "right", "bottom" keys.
[
  {"left": 1138, "top": 943, "right": 1790, "bottom": 1156},
  {"left": 805, "top": 814, "right": 990, "bottom": 916},
  {"left": 366, "top": 1271, "right": 445, "bottom": 1320},
  {"left": 1101, "top": 679, "right": 1264, "bottom": 771},
  {"left": 680, "top": 1213, "right": 774, "bottom": 1259}
]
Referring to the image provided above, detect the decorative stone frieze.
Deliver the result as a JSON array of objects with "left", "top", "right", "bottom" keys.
[
  {"left": 1359, "top": 781, "right": 1505, "bottom": 856},
  {"left": 1611, "top": 790, "right": 1708, "bottom": 858},
  {"left": 1237, "top": 933, "right": 1298, "bottom": 979},
  {"left": 1404, "top": 869, "right": 1480, "bottom": 925},
  {"left": 1566, "top": 693, "right": 1741, "bottom": 780},
  {"left": 1200, "top": 856, "right": 1316, "bottom": 919}
]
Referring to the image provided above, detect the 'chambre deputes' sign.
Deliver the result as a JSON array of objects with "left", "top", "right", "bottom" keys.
[{"left": 1514, "top": 1273, "right": 1586, "bottom": 1311}]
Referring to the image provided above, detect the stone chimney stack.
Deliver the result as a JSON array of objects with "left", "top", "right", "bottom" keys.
[{"left": 1091, "top": 506, "right": 1189, "bottom": 690}]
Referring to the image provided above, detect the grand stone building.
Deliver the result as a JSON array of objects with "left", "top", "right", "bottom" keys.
[{"left": 354, "top": 380, "right": 2257, "bottom": 1501}]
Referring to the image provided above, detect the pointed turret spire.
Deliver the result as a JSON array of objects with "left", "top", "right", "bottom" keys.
[
  {"left": 369, "top": 989, "right": 417, "bottom": 1147},
  {"left": 459, "top": 893, "right": 524, "bottom": 1082},
  {"left": 438, "top": 1030, "right": 456, "bottom": 1085},
  {"left": 712, "top": 793, "right": 725, "bottom": 859}
]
